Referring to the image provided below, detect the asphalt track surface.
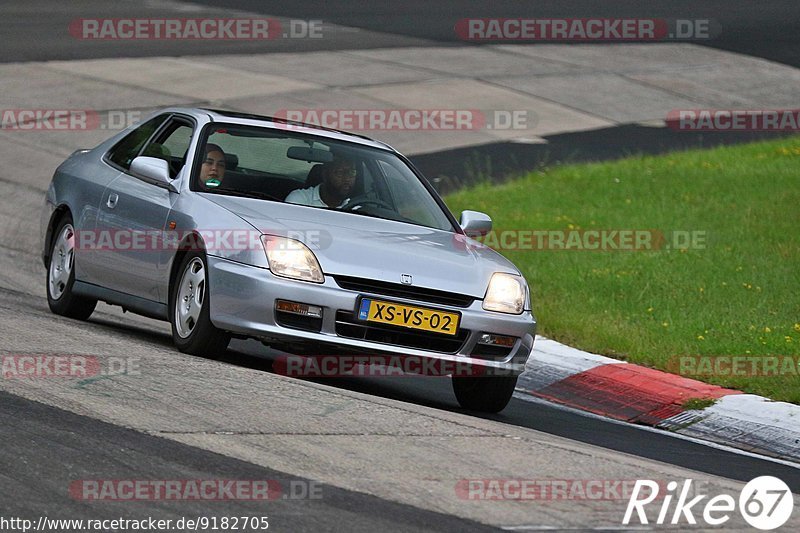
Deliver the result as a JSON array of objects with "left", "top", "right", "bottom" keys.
[
  {"left": 198, "top": 342, "right": 800, "bottom": 493},
  {"left": 2, "top": 390, "right": 494, "bottom": 532},
  {"left": 2, "top": 0, "right": 800, "bottom": 529},
  {"left": 194, "top": 0, "right": 800, "bottom": 68},
  {"left": 2, "top": 1, "right": 799, "bottom": 67},
  {"left": 3, "top": 0, "right": 795, "bottom": 183}
]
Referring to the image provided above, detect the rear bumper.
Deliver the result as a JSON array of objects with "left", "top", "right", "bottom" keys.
[{"left": 207, "top": 256, "right": 536, "bottom": 374}]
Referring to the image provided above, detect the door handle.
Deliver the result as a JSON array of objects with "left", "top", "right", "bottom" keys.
[{"left": 107, "top": 193, "right": 119, "bottom": 209}]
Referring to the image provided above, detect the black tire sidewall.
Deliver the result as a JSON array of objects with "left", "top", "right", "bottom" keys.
[
  {"left": 169, "top": 251, "right": 229, "bottom": 356},
  {"left": 452, "top": 375, "right": 518, "bottom": 413},
  {"left": 47, "top": 215, "right": 96, "bottom": 319}
]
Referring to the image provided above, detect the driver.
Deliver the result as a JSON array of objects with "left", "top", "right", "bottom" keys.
[{"left": 285, "top": 157, "right": 356, "bottom": 208}]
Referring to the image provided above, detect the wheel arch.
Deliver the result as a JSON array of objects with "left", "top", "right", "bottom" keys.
[
  {"left": 168, "top": 231, "right": 207, "bottom": 298},
  {"left": 42, "top": 204, "right": 73, "bottom": 267}
]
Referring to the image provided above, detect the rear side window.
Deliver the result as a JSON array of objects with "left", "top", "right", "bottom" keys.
[
  {"left": 160, "top": 125, "right": 194, "bottom": 162},
  {"left": 142, "top": 120, "right": 194, "bottom": 178},
  {"left": 106, "top": 115, "right": 168, "bottom": 171}
]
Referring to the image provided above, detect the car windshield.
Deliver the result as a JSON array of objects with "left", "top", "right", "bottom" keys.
[{"left": 193, "top": 124, "right": 455, "bottom": 232}]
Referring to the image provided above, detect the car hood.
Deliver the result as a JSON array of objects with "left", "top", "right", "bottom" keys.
[{"left": 205, "top": 196, "right": 520, "bottom": 298}]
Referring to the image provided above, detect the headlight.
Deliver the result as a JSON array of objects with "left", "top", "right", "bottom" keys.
[
  {"left": 260, "top": 235, "right": 324, "bottom": 283},
  {"left": 483, "top": 273, "right": 526, "bottom": 314}
]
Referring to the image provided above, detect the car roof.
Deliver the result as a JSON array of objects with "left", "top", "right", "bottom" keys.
[{"left": 164, "top": 107, "right": 397, "bottom": 152}]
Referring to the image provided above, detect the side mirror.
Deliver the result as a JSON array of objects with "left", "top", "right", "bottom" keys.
[
  {"left": 460, "top": 210, "right": 492, "bottom": 237},
  {"left": 130, "top": 156, "right": 177, "bottom": 192}
]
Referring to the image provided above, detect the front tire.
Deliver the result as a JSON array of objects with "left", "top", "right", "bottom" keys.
[
  {"left": 169, "top": 252, "right": 230, "bottom": 357},
  {"left": 46, "top": 215, "right": 97, "bottom": 320},
  {"left": 452, "top": 375, "right": 518, "bottom": 413}
]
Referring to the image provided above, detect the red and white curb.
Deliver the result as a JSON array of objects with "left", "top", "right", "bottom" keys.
[{"left": 515, "top": 336, "right": 800, "bottom": 463}]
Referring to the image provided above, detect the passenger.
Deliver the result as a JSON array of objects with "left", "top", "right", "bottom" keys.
[
  {"left": 198, "top": 143, "right": 227, "bottom": 189},
  {"left": 285, "top": 158, "right": 356, "bottom": 208}
]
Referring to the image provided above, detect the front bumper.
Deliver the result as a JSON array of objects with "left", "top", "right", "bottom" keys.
[{"left": 207, "top": 256, "right": 536, "bottom": 374}]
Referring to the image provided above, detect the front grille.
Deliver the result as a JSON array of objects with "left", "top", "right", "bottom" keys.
[
  {"left": 335, "top": 310, "right": 469, "bottom": 353},
  {"left": 333, "top": 276, "right": 474, "bottom": 308}
]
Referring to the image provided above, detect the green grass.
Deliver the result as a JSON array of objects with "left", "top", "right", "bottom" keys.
[
  {"left": 682, "top": 398, "right": 718, "bottom": 411},
  {"left": 445, "top": 137, "right": 800, "bottom": 403}
]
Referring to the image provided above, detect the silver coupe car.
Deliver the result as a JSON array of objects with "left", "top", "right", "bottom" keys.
[{"left": 41, "top": 108, "right": 536, "bottom": 412}]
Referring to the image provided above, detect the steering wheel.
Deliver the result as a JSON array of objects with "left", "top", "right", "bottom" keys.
[{"left": 340, "top": 195, "right": 393, "bottom": 211}]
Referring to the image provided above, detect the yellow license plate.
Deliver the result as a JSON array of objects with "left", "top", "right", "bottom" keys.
[{"left": 357, "top": 298, "right": 460, "bottom": 336}]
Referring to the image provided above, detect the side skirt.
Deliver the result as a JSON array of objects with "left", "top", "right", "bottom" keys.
[{"left": 73, "top": 281, "right": 168, "bottom": 321}]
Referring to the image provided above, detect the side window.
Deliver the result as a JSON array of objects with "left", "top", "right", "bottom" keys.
[
  {"left": 140, "top": 119, "right": 194, "bottom": 179},
  {"left": 161, "top": 125, "right": 194, "bottom": 161},
  {"left": 106, "top": 115, "right": 168, "bottom": 171}
]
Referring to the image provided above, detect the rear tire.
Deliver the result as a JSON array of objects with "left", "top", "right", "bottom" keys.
[
  {"left": 169, "top": 251, "right": 230, "bottom": 357},
  {"left": 452, "top": 375, "right": 518, "bottom": 413},
  {"left": 46, "top": 215, "right": 97, "bottom": 320}
]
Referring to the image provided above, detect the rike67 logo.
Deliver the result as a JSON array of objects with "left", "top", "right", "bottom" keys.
[{"left": 623, "top": 476, "right": 794, "bottom": 530}]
